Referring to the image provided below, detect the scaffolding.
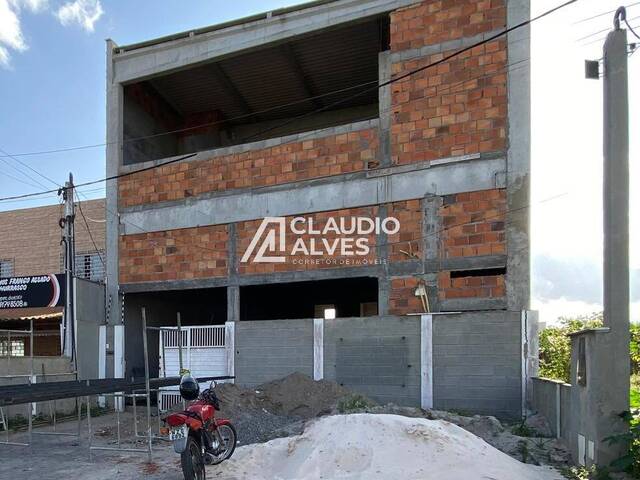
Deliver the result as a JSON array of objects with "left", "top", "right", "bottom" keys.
[{"left": 0, "top": 307, "right": 232, "bottom": 463}]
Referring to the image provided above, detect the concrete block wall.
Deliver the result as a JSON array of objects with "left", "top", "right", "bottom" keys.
[
  {"left": 531, "top": 377, "right": 564, "bottom": 437},
  {"left": 323, "top": 315, "right": 421, "bottom": 406},
  {"left": 234, "top": 319, "right": 313, "bottom": 388},
  {"left": 432, "top": 311, "right": 521, "bottom": 418}
]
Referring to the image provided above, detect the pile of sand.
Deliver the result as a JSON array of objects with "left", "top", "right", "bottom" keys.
[{"left": 211, "top": 414, "right": 562, "bottom": 480}]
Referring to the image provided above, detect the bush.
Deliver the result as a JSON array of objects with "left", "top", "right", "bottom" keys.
[
  {"left": 337, "top": 394, "right": 375, "bottom": 413},
  {"left": 538, "top": 313, "right": 603, "bottom": 383},
  {"left": 604, "top": 410, "right": 640, "bottom": 477}
]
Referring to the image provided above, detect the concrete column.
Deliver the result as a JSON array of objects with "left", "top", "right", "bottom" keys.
[
  {"left": 420, "top": 314, "right": 433, "bottom": 409},
  {"left": 105, "top": 39, "right": 123, "bottom": 327},
  {"left": 225, "top": 321, "right": 235, "bottom": 382},
  {"left": 603, "top": 28, "right": 630, "bottom": 368},
  {"left": 227, "top": 286, "right": 240, "bottom": 322},
  {"left": 506, "top": 0, "right": 531, "bottom": 311},
  {"left": 377, "top": 205, "right": 390, "bottom": 314},
  {"left": 378, "top": 50, "right": 392, "bottom": 168},
  {"left": 313, "top": 318, "right": 324, "bottom": 381}
]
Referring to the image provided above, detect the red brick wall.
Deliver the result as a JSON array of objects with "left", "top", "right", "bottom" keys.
[
  {"left": 118, "top": 129, "right": 377, "bottom": 208},
  {"left": 387, "top": 199, "right": 423, "bottom": 262},
  {"left": 391, "top": 39, "right": 507, "bottom": 164},
  {"left": 439, "top": 188, "right": 506, "bottom": 258},
  {"left": 237, "top": 206, "right": 381, "bottom": 275},
  {"left": 438, "top": 270, "right": 505, "bottom": 300},
  {"left": 390, "top": 0, "right": 506, "bottom": 52},
  {"left": 119, "top": 226, "right": 228, "bottom": 283},
  {"left": 389, "top": 276, "right": 424, "bottom": 315},
  {"left": 0, "top": 199, "right": 105, "bottom": 277}
]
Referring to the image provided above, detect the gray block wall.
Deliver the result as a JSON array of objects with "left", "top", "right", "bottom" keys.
[
  {"left": 323, "top": 316, "right": 421, "bottom": 406},
  {"left": 531, "top": 377, "right": 563, "bottom": 437},
  {"left": 433, "top": 311, "right": 522, "bottom": 419},
  {"left": 234, "top": 319, "right": 313, "bottom": 388}
]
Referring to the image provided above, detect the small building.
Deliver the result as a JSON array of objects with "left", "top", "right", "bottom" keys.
[
  {"left": 106, "top": 0, "right": 537, "bottom": 418},
  {"left": 0, "top": 199, "right": 106, "bottom": 357}
]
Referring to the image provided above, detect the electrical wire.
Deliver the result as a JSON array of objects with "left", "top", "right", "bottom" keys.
[
  {"left": 0, "top": 0, "right": 574, "bottom": 206},
  {"left": 573, "top": 1, "right": 640, "bottom": 24},
  {"left": 75, "top": 190, "right": 106, "bottom": 268},
  {"left": 0, "top": 57, "right": 531, "bottom": 205},
  {"left": 576, "top": 15, "right": 640, "bottom": 42},
  {"left": 0, "top": 0, "right": 569, "bottom": 162},
  {"left": 0, "top": 146, "right": 60, "bottom": 188}
]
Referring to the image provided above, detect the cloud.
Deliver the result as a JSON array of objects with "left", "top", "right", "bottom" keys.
[
  {"left": 533, "top": 253, "right": 640, "bottom": 325},
  {"left": 0, "top": 0, "right": 29, "bottom": 67},
  {"left": 55, "top": 0, "right": 103, "bottom": 32},
  {"left": 0, "top": 0, "right": 102, "bottom": 67}
]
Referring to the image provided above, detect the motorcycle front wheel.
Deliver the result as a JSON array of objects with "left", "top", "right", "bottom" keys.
[
  {"left": 205, "top": 423, "right": 237, "bottom": 465},
  {"left": 181, "top": 435, "right": 206, "bottom": 480}
]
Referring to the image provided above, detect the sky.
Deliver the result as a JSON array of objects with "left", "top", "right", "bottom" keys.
[{"left": 0, "top": 0, "right": 637, "bottom": 325}]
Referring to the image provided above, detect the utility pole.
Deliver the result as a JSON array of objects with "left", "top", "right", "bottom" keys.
[
  {"left": 602, "top": 8, "right": 630, "bottom": 405},
  {"left": 60, "top": 173, "right": 76, "bottom": 366}
]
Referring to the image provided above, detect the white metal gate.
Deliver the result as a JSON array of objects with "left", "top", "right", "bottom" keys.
[{"left": 158, "top": 325, "right": 226, "bottom": 411}]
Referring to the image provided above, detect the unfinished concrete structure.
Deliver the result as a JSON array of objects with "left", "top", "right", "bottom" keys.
[{"left": 106, "top": 0, "right": 534, "bottom": 417}]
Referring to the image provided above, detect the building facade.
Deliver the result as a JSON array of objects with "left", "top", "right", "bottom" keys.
[
  {"left": 0, "top": 199, "right": 105, "bottom": 356},
  {"left": 106, "top": 0, "right": 533, "bottom": 415}
]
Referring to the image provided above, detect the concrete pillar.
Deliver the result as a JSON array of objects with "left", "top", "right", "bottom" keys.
[
  {"left": 420, "top": 314, "right": 433, "bottom": 409},
  {"left": 227, "top": 286, "right": 240, "bottom": 322},
  {"left": 598, "top": 26, "right": 630, "bottom": 466},
  {"left": 378, "top": 50, "right": 392, "bottom": 168},
  {"left": 506, "top": 0, "right": 531, "bottom": 311},
  {"left": 603, "top": 29, "right": 630, "bottom": 369}
]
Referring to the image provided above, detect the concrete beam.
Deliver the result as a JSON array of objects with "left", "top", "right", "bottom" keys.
[
  {"left": 111, "top": 0, "right": 418, "bottom": 83},
  {"left": 120, "top": 156, "right": 506, "bottom": 234}
]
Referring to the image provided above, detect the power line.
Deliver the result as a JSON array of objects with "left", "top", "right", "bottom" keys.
[
  {"left": 573, "top": 1, "right": 640, "bottom": 24},
  {"left": 0, "top": 57, "right": 531, "bottom": 206},
  {"left": 0, "top": 0, "right": 575, "bottom": 205},
  {"left": 0, "top": 146, "right": 60, "bottom": 188},
  {"left": 75, "top": 190, "right": 106, "bottom": 268},
  {"left": 577, "top": 15, "right": 640, "bottom": 42},
  {"left": 0, "top": 82, "right": 379, "bottom": 159},
  {"left": 0, "top": 57, "right": 531, "bottom": 205},
  {"left": 0, "top": 2, "right": 566, "bottom": 160}
]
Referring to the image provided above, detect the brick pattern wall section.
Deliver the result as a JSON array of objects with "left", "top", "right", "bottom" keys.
[
  {"left": 439, "top": 188, "right": 506, "bottom": 258},
  {"left": 391, "top": 39, "right": 507, "bottom": 164},
  {"left": 118, "top": 129, "right": 377, "bottom": 208},
  {"left": 389, "top": 276, "right": 424, "bottom": 315},
  {"left": 0, "top": 199, "right": 105, "bottom": 277},
  {"left": 237, "top": 206, "right": 381, "bottom": 275},
  {"left": 387, "top": 199, "right": 423, "bottom": 262},
  {"left": 119, "top": 225, "right": 228, "bottom": 283},
  {"left": 438, "top": 270, "right": 505, "bottom": 300},
  {"left": 390, "top": 0, "right": 506, "bottom": 52}
]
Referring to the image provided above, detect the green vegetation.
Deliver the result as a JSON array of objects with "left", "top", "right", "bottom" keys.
[
  {"left": 337, "top": 394, "right": 375, "bottom": 413},
  {"left": 560, "top": 465, "right": 611, "bottom": 480},
  {"left": 603, "top": 410, "right": 640, "bottom": 477},
  {"left": 538, "top": 313, "right": 603, "bottom": 383},
  {"left": 539, "top": 313, "right": 640, "bottom": 476},
  {"left": 511, "top": 421, "right": 536, "bottom": 438}
]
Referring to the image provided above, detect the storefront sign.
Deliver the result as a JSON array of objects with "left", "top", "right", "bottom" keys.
[{"left": 0, "top": 274, "right": 65, "bottom": 309}]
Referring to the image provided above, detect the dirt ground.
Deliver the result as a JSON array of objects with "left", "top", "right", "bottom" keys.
[{"left": 0, "top": 374, "right": 575, "bottom": 480}]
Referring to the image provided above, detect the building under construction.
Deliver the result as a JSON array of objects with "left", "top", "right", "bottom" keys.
[{"left": 105, "top": 0, "right": 537, "bottom": 418}]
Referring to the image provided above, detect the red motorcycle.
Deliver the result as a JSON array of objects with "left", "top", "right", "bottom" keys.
[{"left": 163, "top": 376, "right": 237, "bottom": 480}]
